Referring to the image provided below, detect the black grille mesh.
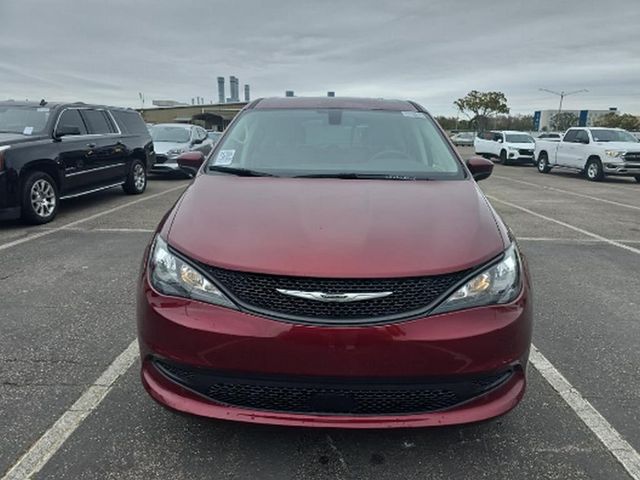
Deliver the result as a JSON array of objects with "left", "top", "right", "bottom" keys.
[
  {"left": 155, "top": 360, "right": 512, "bottom": 415},
  {"left": 200, "top": 265, "right": 471, "bottom": 322}
]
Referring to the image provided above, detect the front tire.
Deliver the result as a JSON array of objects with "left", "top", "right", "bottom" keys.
[
  {"left": 21, "top": 171, "right": 59, "bottom": 225},
  {"left": 123, "top": 159, "right": 147, "bottom": 195},
  {"left": 537, "top": 153, "right": 551, "bottom": 173},
  {"left": 585, "top": 158, "right": 604, "bottom": 182},
  {"left": 500, "top": 149, "right": 511, "bottom": 166},
  {"left": 634, "top": 175, "right": 640, "bottom": 183}
]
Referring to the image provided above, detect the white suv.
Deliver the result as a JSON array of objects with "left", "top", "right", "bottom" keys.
[{"left": 474, "top": 130, "right": 536, "bottom": 165}]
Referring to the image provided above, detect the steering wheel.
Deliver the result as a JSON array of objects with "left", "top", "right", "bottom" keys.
[{"left": 369, "top": 150, "right": 412, "bottom": 162}]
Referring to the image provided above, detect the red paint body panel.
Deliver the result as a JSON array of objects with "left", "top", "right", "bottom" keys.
[{"left": 167, "top": 176, "right": 506, "bottom": 277}]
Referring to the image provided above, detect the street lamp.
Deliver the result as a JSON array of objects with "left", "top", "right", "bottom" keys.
[{"left": 539, "top": 88, "right": 588, "bottom": 114}]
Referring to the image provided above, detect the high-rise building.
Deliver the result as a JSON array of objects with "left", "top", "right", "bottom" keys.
[
  {"left": 244, "top": 84, "right": 250, "bottom": 102},
  {"left": 229, "top": 76, "right": 239, "bottom": 102},
  {"left": 217, "top": 77, "right": 225, "bottom": 104}
]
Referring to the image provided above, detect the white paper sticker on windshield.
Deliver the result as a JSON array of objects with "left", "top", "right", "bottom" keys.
[
  {"left": 23, "top": 126, "right": 34, "bottom": 135},
  {"left": 401, "top": 111, "right": 426, "bottom": 119},
  {"left": 215, "top": 149, "right": 235, "bottom": 165}
]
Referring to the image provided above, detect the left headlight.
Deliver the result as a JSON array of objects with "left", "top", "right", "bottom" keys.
[
  {"left": 431, "top": 244, "right": 522, "bottom": 315},
  {"left": 605, "top": 150, "right": 625, "bottom": 158},
  {"left": 149, "top": 236, "right": 236, "bottom": 308},
  {"left": 167, "top": 147, "right": 186, "bottom": 156}
]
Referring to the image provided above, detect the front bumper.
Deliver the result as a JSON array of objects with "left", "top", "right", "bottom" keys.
[
  {"left": 507, "top": 150, "right": 535, "bottom": 162},
  {"left": 603, "top": 161, "right": 640, "bottom": 175},
  {"left": 137, "top": 273, "right": 533, "bottom": 428}
]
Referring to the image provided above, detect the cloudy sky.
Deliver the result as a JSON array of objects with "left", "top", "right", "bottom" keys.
[{"left": 1, "top": 0, "right": 639, "bottom": 116}]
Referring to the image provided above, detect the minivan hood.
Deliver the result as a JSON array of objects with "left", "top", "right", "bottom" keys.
[{"left": 167, "top": 176, "right": 506, "bottom": 277}]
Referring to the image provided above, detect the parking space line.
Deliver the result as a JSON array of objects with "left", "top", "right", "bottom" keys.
[
  {"left": 486, "top": 195, "right": 640, "bottom": 256},
  {"left": 1, "top": 340, "right": 139, "bottom": 480},
  {"left": 0, "top": 185, "right": 185, "bottom": 253},
  {"left": 45, "top": 227, "right": 156, "bottom": 234},
  {"left": 530, "top": 346, "right": 640, "bottom": 480},
  {"left": 493, "top": 175, "right": 640, "bottom": 211},
  {"left": 518, "top": 237, "right": 640, "bottom": 244}
]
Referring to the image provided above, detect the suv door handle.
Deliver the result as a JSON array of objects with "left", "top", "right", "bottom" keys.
[{"left": 87, "top": 143, "right": 96, "bottom": 148}]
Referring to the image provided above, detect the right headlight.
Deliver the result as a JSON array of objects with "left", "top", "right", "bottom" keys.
[
  {"left": 148, "top": 236, "right": 236, "bottom": 309},
  {"left": 431, "top": 244, "right": 522, "bottom": 315}
]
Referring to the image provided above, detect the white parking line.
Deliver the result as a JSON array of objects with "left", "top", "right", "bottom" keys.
[
  {"left": 0, "top": 185, "right": 185, "bottom": 253},
  {"left": 487, "top": 195, "right": 640, "bottom": 256},
  {"left": 518, "top": 237, "right": 640, "bottom": 244},
  {"left": 2, "top": 340, "right": 139, "bottom": 480},
  {"left": 493, "top": 175, "right": 640, "bottom": 212},
  {"left": 530, "top": 346, "right": 640, "bottom": 480}
]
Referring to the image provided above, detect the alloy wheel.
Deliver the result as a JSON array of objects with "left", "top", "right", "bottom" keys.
[{"left": 30, "top": 179, "right": 56, "bottom": 218}]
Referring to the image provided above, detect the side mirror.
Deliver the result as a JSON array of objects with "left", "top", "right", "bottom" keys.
[
  {"left": 177, "top": 151, "right": 206, "bottom": 177},
  {"left": 466, "top": 156, "right": 494, "bottom": 182},
  {"left": 581, "top": 138, "right": 590, "bottom": 144},
  {"left": 192, "top": 137, "right": 204, "bottom": 145},
  {"left": 55, "top": 125, "right": 81, "bottom": 138},
  {"left": 496, "top": 138, "right": 503, "bottom": 143}
]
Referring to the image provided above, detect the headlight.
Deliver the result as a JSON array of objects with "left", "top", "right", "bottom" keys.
[
  {"left": 431, "top": 245, "right": 521, "bottom": 315},
  {"left": 149, "top": 236, "right": 236, "bottom": 308},
  {"left": 605, "top": 150, "right": 625, "bottom": 158}
]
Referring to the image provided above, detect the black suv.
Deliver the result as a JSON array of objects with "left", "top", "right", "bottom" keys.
[{"left": 0, "top": 101, "right": 155, "bottom": 224}]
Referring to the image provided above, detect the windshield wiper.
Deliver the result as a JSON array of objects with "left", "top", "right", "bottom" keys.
[
  {"left": 208, "top": 165, "right": 276, "bottom": 177},
  {"left": 294, "top": 172, "right": 430, "bottom": 180}
]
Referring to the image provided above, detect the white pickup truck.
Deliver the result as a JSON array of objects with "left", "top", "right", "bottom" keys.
[
  {"left": 534, "top": 127, "right": 640, "bottom": 182},
  {"left": 474, "top": 130, "right": 536, "bottom": 165}
]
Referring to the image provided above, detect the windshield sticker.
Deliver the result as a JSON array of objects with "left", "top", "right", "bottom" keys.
[
  {"left": 37, "top": 107, "right": 50, "bottom": 112},
  {"left": 215, "top": 149, "right": 235, "bottom": 165},
  {"left": 23, "top": 126, "right": 34, "bottom": 135},
  {"left": 401, "top": 111, "right": 426, "bottom": 119}
]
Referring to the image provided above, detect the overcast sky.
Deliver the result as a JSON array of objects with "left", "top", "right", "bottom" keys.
[{"left": 1, "top": 0, "right": 639, "bottom": 116}]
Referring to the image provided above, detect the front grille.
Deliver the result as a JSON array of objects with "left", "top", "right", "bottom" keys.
[
  {"left": 623, "top": 152, "right": 640, "bottom": 162},
  {"left": 518, "top": 149, "right": 534, "bottom": 156},
  {"left": 200, "top": 264, "right": 473, "bottom": 323},
  {"left": 154, "top": 359, "right": 513, "bottom": 415}
]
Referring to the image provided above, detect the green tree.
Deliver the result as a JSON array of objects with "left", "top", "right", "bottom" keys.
[
  {"left": 550, "top": 112, "right": 578, "bottom": 131},
  {"left": 454, "top": 91, "right": 509, "bottom": 131},
  {"left": 594, "top": 112, "right": 640, "bottom": 131}
]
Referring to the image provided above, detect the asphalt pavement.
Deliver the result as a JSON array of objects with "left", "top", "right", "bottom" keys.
[{"left": 1, "top": 158, "right": 639, "bottom": 479}]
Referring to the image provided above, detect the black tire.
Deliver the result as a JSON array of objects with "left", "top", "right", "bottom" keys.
[
  {"left": 21, "top": 171, "right": 59, "bottom": 225},
  {"left": 537, "top": 153, "right": 551, "bottom": 173},
  {"left": 585, "top": 157, "right": 604, "bottom": 182},
  {"left": 634, "top": 175, "right": 640, "bottom": 183},
  {"left": 500, "top": 149, "right": 511, "bottom": 166},
  {"left": 123, "top": 159, "right": 147, "bottom": 195}
]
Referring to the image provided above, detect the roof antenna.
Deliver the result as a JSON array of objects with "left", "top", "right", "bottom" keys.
[{"left": 39, "top": 99, "right": 47, "bottom": 106}]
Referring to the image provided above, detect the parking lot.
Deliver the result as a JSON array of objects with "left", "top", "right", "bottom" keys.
[{"left": 1, "top": 155, "right": 639, "bottom": 479}]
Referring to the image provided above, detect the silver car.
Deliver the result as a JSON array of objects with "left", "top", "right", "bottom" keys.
[
  {"left": 150, "top": 123, "right": 213, "bottom": 175},
  {"left": 450, "top": 131, "right": 474, "bottom": 147}
]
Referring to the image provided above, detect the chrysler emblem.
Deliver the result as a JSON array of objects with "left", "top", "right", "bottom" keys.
[{"left": 276, "top": 289, "right": 393, "bottom": 302}]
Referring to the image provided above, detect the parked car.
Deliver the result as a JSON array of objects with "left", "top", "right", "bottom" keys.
[
  {"left": 0, "top": 101, "right": 153, "bottom": 224},
  {"left": 149, "top": 123, "right": 213, "bottom": 175},
  {"left": 207, "top": 131, "right": 222, "bottom": 145},
  {"left": 536, "top": 132, "right": 562, "bottom": 141},
  {"left": 137, "top": 96, "right": 532, "bottom": 428},
  {"left": 535, "top": 127, "right": 640, "bottom": 182},
  {"left": 450, "top": 131, "right": 474, "bottom": 146},
  {"left": 474, "top": 130, "right": 536, "bottom": 165}
]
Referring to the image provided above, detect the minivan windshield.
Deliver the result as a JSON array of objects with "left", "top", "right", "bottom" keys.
[
  {"left": 0, "top": 105, "right": 50, "bottom": 135},
  {"left": 150, "top": 125, "right": 191, "bottom": 143},
  {"left": 505, "top": 134, "right": 534, "bottom": 143},
  {"left": 589, "top": 129, "right": 638, "bottom": 143},
  {"left": 207, "top": 109, "right": 464, "bottom": 180}
]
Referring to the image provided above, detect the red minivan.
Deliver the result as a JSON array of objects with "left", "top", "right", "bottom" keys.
[{"left": 137, "top": 97, "right": 532, "bottom": 428}]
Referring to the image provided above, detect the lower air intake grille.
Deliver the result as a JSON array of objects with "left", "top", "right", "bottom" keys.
[{"left": 154, "top": 359, "right": 512, "bottom": 415}]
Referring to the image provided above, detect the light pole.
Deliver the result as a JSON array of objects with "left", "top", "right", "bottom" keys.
[{"left": 539, "top": 88, "right": 588, "bottom": 114}]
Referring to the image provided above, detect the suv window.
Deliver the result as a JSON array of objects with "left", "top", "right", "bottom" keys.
[
  {"left": 82, "top": 109, "right": 115, "bottom": 134},
  {"left": 492, "top": 132, "right": 503, "bottom": 142},
  {"left": 111, "top": 110, "right": 147, "bottom": 135},
  {"left": 574, "top": 130, "right": 589, "bottom": 144},
  {"left": 56, "top": 109, "right": 87, "bottom": 136},
  {"left": 563, "top": 130, "right": 578, "bottom": 143}
]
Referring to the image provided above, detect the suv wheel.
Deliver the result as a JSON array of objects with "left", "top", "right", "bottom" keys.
[
  {"left": 585, "top": 158, "right": 604, "bottom": 182},
  {"left": 123, "top": 159, "right": 147, "bottom": 195},
  {"left": 537, "top": 153, "right": 551, "bottom": 173},
  {"left": 634, "top": 175, "right": 640, "bottom": 183},
  {"left": 500, "top": 149, "right": 511, "bottom": 166},
  {"left": 22, "top": 171, "right": 59, "bottom": 224}
]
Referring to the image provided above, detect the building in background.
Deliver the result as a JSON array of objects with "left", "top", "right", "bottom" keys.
[
  {"left": 244, "top": 84, "right": 250, "bottom": 102},
  {"left": 228, "top": 76, "right": 240, "bottom": 103},
  {"left": 217, "top": 77, "right": 225, "bottom": 104},
  {"left": 533, "top": 108, "right": 617, "bottom": 131},
  {"left": 151, "top": 100, "right": 189, "bottom": 107}
]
